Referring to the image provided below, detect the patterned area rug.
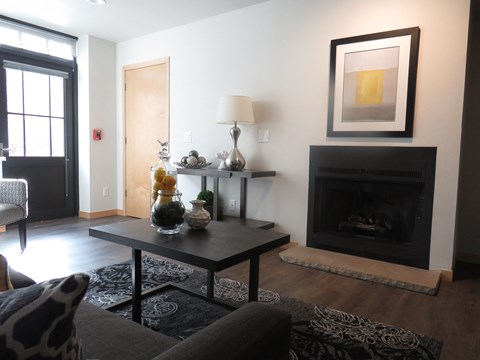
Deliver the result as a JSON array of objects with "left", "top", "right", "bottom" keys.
[{"left": 84, "top": 256, "right": 442, "bottom": 360}]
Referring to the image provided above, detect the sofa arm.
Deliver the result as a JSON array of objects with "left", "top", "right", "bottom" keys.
[{"left": 155, "top": 302, "right": 291, "bottom": 360}]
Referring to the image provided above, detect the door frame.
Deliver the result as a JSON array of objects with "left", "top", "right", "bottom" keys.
[{"left": 122, "top": 57, "right": 170, "bottom": 216}]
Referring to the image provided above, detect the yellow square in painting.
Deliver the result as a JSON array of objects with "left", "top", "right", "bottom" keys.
[{"left": 356, "top": 69, "right": 384, "bottom": 105}]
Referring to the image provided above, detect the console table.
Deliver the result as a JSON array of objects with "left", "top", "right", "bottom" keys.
[{"left": 176, "top": 168, "right": 276, "bottom": 229}]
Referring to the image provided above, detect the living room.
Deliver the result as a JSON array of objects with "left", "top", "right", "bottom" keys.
[
  {"left": 73, "top": 0, "right": 476, "bottom": 276},
  {"left": 0, "top": 0, "right": 479, "bottom": 359}
]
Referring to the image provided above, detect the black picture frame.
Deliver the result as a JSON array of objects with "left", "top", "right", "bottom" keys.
[{"left": 327, "top": 27, "right": 420, "bottom": 138}]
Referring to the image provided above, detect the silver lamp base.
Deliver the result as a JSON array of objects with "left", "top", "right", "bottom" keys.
[
  {"left": 225, "top": 148, "right": 245, "bottom": 171},
  {"left": 225, "top": 123, "right": 246, "bottom": 171}
]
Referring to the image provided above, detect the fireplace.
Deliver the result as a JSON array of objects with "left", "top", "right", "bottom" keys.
[{"left": 306, "top": 146, "right": 436, "bottom": 269}]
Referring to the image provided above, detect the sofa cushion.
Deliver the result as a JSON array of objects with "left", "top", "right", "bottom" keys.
[
  {"left": 76, "top": 301, "right": 179, "bottom": 360},
  {"left": 0, "top": 273, "right": 90, "bottom": 360},
  {"left": 0, "top": 255, "right": 13, "bottom": 292}
]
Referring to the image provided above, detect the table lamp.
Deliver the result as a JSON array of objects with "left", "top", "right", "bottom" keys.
[{"left": 216, "top": 95, "right": 255, "bottom": 171}]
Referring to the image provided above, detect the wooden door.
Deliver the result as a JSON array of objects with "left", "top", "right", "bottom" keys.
[{"left": 124, "top": 59, "right": 169, "bottom": 218}]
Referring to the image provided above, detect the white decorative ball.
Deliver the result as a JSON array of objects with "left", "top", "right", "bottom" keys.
[{"left": 187, "top": 156, "right": 198, "bottom": 165}]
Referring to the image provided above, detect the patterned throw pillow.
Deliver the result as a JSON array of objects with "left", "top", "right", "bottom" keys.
[
  {"left": 0, "top": 255, "right": 13, "bottom": 292},
  {"left": 0, "top": 273, "right": 90, "bottom": 360}
]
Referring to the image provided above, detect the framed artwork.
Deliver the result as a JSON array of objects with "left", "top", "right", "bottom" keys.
[{"left": 327, "top": 27, "right": 420, "bottom": 137}]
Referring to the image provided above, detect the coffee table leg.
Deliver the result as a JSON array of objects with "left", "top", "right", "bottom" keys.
[
  {"left": 207, "top": 270, "right": 215, "bottom": 298},
  {"left": 249, "top": 255, "right": 259, "bottom": 302},
  {"left": 132, "top": 248, "right": 142, "bottom": 323}
]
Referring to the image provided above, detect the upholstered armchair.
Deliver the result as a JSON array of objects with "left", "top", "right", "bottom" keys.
[{"left": 0, "top": 179, "right": 28, "bottom": 251}]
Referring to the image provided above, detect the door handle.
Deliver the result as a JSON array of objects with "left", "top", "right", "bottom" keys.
[{"left": 0, "top": 143, "right": 13, "bottom": 157}]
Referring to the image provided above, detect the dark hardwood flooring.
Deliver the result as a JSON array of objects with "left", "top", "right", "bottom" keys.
[{"left": 0, "top": 216, "right": 478, "bottom": 360}]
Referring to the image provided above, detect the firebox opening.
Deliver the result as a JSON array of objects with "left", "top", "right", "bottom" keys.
[{"left": 319, "top": 179, "right": 421, "bottom": 244}]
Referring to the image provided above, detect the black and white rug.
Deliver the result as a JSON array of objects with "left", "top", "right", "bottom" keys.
[{"left": 84, "top": 256, "right": 442, "bottom": 360}]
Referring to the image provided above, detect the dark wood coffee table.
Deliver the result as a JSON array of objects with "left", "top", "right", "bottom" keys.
[{"left": 89, "top": 218, "right": 290, "bottom": 323}]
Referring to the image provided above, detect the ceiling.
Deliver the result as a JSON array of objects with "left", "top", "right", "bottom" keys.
[{"left": 0, "top": 0, "right": 269, "bottom": 43}]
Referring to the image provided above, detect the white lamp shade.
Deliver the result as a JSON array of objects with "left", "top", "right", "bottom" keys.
[{"left": 216, "top": 96, "right": 255, "bottom": 124}]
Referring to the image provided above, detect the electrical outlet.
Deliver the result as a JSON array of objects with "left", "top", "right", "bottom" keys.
[
  {"left": 229, "top": 199, "right": 236, "bottom": 211},
  {"left": 258, "top": 129, "right": 270, "bottom": 143},
  {"left": 183, "top": 131, "right": 192, "bottom": 143},
  {"left": 102, "top": 187, "right": 109, "bottom": 197}
]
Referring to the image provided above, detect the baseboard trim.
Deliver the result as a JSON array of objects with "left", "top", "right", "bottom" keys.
[
  {"left": 0, "top": 225, "right": 5, "bottom": 233},
  {"left": 440, "top": 269, "right": 453, "bottom": 282},
  {"left": 78, "top": 209, "right": 123, "bottom": 219}
]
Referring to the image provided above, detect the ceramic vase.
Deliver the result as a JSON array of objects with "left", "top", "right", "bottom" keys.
[{"left": 184, "top": 200, "right": 211, "bottom": 230}]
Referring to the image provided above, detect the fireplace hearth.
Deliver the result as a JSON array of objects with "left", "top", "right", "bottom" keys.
[{"left": 306, "top": 146, "right": 436, "bottom": 269}]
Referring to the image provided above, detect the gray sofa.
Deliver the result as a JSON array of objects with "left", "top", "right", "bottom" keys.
[
  {"left": 8, "top": 268, "right": 292, "bottom": 360},
  {"left": 78, "top": 300, "right": 291, "bottom": 360}
]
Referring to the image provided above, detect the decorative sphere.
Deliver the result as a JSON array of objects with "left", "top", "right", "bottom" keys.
[
  {"left": 181, "top": 156, "right": 188, "bottom": 164},
  {"left": 198, "top": 156, "right": 207, "bottom": 163},
  {"left": 187, "top": 156, "right": 198, "bottom": 165},
  {"left": 189, "top": 150, "right": 199, "bottom": 158}
]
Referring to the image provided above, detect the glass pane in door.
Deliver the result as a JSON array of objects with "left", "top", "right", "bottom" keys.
[
  {"left": 51, "top": 117, "right": 65, "bottom": 157},
  {"left": 6, "top": 68, "right": 23, "bottom": 113},
  {"left": 50, "top": 76, "right": 64, "bottom": 117},
  {"left": 25, "top": 115, "right": 50, "bottom": 156},
  {"left": 23, "top": 71, "right": 50, "bottom": 116},
  {"left": 7, "top": 114, "right": 24, "bottom": 156}
]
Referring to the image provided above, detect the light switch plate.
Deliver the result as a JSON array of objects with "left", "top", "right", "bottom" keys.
[
  {"left": 258, "top": 129, "right": 270, "bottom": 143},
  {"left": 183, "top": 131, "right": 192, "bottom": 143}
]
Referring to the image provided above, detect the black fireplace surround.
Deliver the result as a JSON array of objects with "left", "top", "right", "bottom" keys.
[{"left": 306, "top": 146, "right": 436, "bottom": 269}]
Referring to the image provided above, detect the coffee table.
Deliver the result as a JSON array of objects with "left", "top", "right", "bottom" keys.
[{"left": 89, "top": 218, "right": 290, "bottom": 323}]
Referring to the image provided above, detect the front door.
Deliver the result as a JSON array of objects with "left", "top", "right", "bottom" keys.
[{"left": 0, "top": 52, "right": 77, "bottom": 222}]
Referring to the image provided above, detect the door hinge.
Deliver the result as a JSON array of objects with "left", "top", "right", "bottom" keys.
[
  {"left": 125, "top": 189, "right": 127, "bottom": 197},
  {"left": 125, "top": 137, "right": 127, "bottom": 145},
  {"left": 124, "top": 83, "right": 127, "bottom": 91}
]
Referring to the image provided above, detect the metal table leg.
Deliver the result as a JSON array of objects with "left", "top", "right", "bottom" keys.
[
  {"left": 207, "top": 270, "right": 215, "bottom": 298},
  {"left": 131, "top": 248, "right": 142, "bottom": 323},
  {"left": 248, "top": 255, "right": 259, "bottom": 302}
]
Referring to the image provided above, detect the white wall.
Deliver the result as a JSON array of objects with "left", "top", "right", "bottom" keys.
[
  {"left": 77, "top": 36, "right": 117, "bottom": 214},
  {"left": 114, "top": 0, "right": 470, "bottom": 271},
  {"left": 77, "top": 36, "right": 91, "bottom": 212}
]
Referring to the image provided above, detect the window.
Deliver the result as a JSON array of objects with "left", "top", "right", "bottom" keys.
[
  {"left": 0, "top": 16, "right": 76, "bottom": 60},
  {"left": 4, "top": 62, "right": 68, "bottom": 157}
]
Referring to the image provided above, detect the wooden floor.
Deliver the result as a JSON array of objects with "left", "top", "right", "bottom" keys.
[{"left": 0, "top": 216, "right": 478, "bottom": 360}]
